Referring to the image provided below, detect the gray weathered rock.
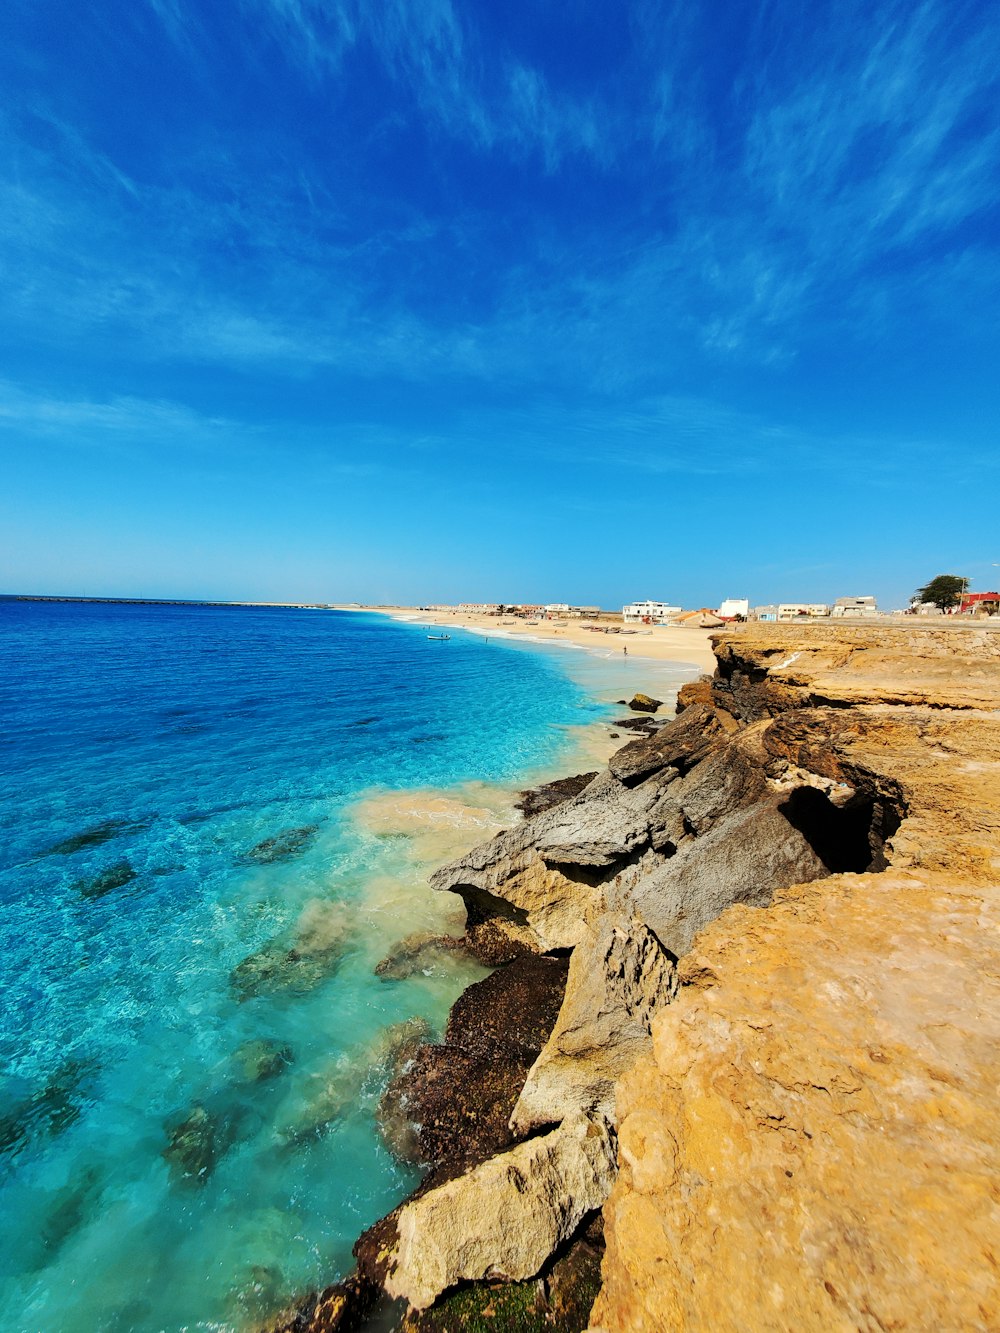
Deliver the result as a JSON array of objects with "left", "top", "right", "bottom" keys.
[
  {"left": 511, "top": 919, "right": 677, "bottom": 1133},
  {"left": 534, "top": 770, "right": 661, "bottom": 868},
  {"left": 620, "top": 797, "right": 829, "bottom": 959},
  {"left": 431, "top": 768, "right": 677, "bottom": 954}
]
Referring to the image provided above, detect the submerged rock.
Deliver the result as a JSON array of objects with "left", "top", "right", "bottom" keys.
[
  {"left": 245, "top": 825, "right": 320, "bottom": 863},
  {"left": 225, "top": 1264, "right": 286, "bottom": 1326},
  {"left": 38, "top": 1166, "right": 104, "bottom": 1258},
  {"left": 230, "top": 944, "right": 332, "bottom": 1002},
  {"left": 231, "top": 901, "right": 351, "bottom": 1001},
  {"left": 279, "top": 1017, "right": 430, "bottom": 1151},
  {"left": 40, "top": 818, "right": 147, "bottom": 857},
  {"left": 374, "top": 933, "right": 468, "bottom": 981},
  {"left": 163, "top": 1105, "right": 217, "bottom": 1183},
  {"left": 233, "top": 1039, "right": 294, "bottom": 1084},
  {"left": 75, "top": 860, "right": 138, "bottom": 899},
  {"left": 0, "top": 1057, "right": 96, "bottom": 1159}
]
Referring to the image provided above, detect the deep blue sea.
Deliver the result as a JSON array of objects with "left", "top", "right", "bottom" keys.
[{"left": 0, "top": 602, "right": 694, "bottom": 1332}]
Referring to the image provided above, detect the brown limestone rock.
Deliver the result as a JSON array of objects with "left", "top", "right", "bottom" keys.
[
  {"left": 711, "top": 622, "right": 1000, "bottom": 718},
  {"left": 674, "top": 677, "right": 714, "bottom": 713},
  {"left": 399, "top": 1230, "right": 604, "bottom": 1332},
  {"left": 590, "top": 870, "right": 1000, "bottom": 1333}
]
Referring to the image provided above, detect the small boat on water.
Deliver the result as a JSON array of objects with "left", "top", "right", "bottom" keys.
[{"left": 427, "top": 634, "right": 451, "bottom": 640}]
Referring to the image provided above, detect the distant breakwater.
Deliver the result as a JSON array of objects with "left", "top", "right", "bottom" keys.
[{"left": 0, "top": 593, "right": 328, "bottom": 607}]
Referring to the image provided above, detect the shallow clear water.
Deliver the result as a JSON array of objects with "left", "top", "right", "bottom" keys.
[{"left": 0, "top": 602, "right": 694, "bottom": 1331}]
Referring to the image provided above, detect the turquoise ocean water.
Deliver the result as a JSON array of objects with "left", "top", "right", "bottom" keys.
[{"left": 0, "top": 603, "right": 694, "bottom": 1331}]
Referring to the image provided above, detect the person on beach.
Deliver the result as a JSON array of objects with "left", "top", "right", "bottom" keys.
[{"left": 623, "top": 645, "right": 628, "bottom": 656}]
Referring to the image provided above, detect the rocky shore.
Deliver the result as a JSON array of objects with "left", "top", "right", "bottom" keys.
[{"left": 270, "top": 623, "right": 1000, "bottom": 1332}]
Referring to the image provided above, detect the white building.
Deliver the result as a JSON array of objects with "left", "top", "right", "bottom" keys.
[
  {"left": 544, "top": 603, "right": 570, "bottom": 614},
  {"left": 831, "top": 596, "right": 878, "bottom": 618},
  {"left": 717, "top": 598, "right": 749, "bottom": 619},
  {"left": 622, "top": 600, "right": 683, "bottom": 623}
]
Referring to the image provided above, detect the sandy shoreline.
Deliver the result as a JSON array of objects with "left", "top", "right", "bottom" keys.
[{"left": 352, "top": 605, "right": 718, "bottom": 674}]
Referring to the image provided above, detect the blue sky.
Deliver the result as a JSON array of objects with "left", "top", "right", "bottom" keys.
[{"left": 2, "top": 0, "right": 998, "bottom": 608}]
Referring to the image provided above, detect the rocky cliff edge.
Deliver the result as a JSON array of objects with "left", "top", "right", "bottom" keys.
[{"left": 275, "top": 624, "right": 1000, "bottom": 1330}]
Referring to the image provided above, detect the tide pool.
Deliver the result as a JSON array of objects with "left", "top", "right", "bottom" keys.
[{"left": 0, "top": 602, "right": 693, "bottom": 1331}]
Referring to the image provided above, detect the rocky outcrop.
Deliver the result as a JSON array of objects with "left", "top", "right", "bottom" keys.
[
  {"left": 511, "top": 918, "right": 676, "bottom": 1133},
  {"left": 588, "top": 624, "right": 1000, "bottom": 1331},
  {"left": 429, "top": 663, "right": 886, "bottom": 1137},
  {"left": 272, "top": 623, "right": 1000, "bottom": 1330}
]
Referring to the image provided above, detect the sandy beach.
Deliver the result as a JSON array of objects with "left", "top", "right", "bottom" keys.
[{"left": 357, "top": 606, "right": 718, "bottom": 674}]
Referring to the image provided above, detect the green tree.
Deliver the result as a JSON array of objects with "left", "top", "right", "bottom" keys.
[{"left": 914, "top": 574, "right": 967, "bottom": 611}]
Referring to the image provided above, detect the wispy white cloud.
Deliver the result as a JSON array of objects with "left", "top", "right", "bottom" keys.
[
  {"left": 2, "top": 0, "right": 998, "bottom": 397},
  {"left": 0, "top": 380, "right": 252, "bottom": 456}
]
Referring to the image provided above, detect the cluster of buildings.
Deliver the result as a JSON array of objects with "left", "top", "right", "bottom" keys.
[
  {"left": 422, "top": 590, "right": 1000, "bottom": 626},
  {"left": 957, "top": 591, "right": 1000, "bottom": 616},
  {"left": 427, "top": 603, "right": 603, "bottom": 619},
  {"left": 622, "top": 596, "right": 880, "bottom": 624},
  {"left": 751, "top": 596, "right": 879, "bottom": 622}
]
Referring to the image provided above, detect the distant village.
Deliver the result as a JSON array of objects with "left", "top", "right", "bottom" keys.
[{"left": 417, "top": 590, "right": 1000, "bottom": 625}]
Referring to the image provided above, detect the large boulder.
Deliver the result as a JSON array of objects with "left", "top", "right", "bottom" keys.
[
  {"left": 626, "top": 694, "right": 661, "bottom": 713},
  {"left": 385, "top": 1115, "right": 617, "bottom": 1311}
]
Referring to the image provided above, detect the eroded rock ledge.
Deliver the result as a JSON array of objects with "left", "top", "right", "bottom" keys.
[{"left": 270, "top": 623, "right": 1000, "bottom": 1331}]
